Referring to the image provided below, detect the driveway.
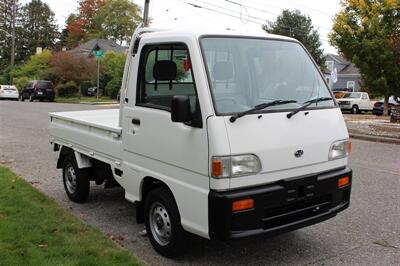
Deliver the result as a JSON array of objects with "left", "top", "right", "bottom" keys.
[{"left": 1, "top": 101, "right": 399, "bottom": 265}]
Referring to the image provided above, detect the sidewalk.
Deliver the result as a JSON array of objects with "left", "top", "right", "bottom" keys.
[{"left": 344, "top": 114, "right": 400, "bottom": 144}]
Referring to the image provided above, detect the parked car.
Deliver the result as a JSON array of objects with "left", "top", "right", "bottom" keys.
[
  {"left": 50, "top": 27, "right": 352, "bottom": 257},
  {"left": 336, "top": 92, "right": 375, "bottom": 114},
  {"left": 372, "top": 97, "right": 400, "bottom": 116},
  {"left": 20, "top": 80, "right": 55, "bottom": 102},
  {"left": 87, "top": 87, "right": 97, "bottom": 96},
  {"left": 0, "top": 85, "right": 19, "bottom": 100}
]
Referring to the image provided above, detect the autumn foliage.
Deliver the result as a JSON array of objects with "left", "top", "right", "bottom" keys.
[{"left": 50, "top": 52, "right": 97, "bottom": 85}]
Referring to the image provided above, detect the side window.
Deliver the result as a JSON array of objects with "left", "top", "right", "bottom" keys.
[
  {"left": 138, "top": 44, "right": 198, "bottom": 113},
  {"left": 347, "top": 81, "right": 355, "bottom": 91},
  {"left": 326, "top": 61, "right": 334, "bottom": 72}
]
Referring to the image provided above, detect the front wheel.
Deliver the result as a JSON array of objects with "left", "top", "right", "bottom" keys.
[
  {"left": 62, "top": 155, "right": 90, "bottom": 203},
  {"left": 144, "top": 187, "right": 187, "bottom": 258}
]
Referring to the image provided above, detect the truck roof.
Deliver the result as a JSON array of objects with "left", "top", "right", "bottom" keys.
[{"left": 138, "top": 27, "right": 297, "bottom": 42}]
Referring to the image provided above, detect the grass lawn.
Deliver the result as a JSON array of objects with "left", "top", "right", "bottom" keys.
[
  {"left": 0, "top": 166, "right": 142, "bottom": 266},
  {"left": 55, "top": 96, "right": 117, "bottom": 104}
]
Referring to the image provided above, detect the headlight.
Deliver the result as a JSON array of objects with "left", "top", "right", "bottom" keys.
[
  {"left": 329, "top": 140, "right": 351, "bottom": 160},
  {"left": 212, "top": 154, "right": 261, "bottom": 178}
]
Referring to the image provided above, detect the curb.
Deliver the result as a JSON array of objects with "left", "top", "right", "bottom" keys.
[
  {"left": 349, "top": 133, "right": 400, "bottom": 145},
  {"left": 79, "top": 102, "right": 119, "bottom": 105}
]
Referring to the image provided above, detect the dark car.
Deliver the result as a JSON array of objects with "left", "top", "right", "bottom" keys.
[
  {"left": 20, "top": 80, "right": 55, "bottom": 102},
  {"left": 87, "top": 87, "right": 97, "bottom": 96},
  {"left": 372, "top": 97, "right": 400, "bottom": 116}
]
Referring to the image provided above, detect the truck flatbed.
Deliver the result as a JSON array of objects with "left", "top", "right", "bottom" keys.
[
  {"left": 50, "top": 109, "right": 122, "bottom": 165},
  {"left": 50, "top": 109, "right": 121, "bottom": 134}
]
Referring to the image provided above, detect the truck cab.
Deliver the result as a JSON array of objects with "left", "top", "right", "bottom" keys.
[{"left": 50, "top": 28, "right": 352, "bottom": 257}]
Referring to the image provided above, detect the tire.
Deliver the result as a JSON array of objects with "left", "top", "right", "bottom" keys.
[
  {"left": 62, "top": 155, "right": 90, "bottom": 203},
  {"left": 29, "top": 94, "right": 34, "bottom": 102},
  {"left": 351, "top": 105, "right": 359, "bottom": 114},
  {"left": 144, "top": 187, "right": 187, "bottom": 258},
  {"left": 19, "top": 95, "right": 24, "bottom": 102}
]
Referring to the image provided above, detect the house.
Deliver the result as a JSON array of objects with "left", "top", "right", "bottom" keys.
[
  {"left": 67, "top": 39, "right": 128, "bottom": 57},
  {"left": 324, "top": 54, "right": 362, "bottom": 92}
]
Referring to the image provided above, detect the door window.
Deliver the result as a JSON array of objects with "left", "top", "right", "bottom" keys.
[{"left": 137, "top": 44, "right": 199, "bottom": 113}]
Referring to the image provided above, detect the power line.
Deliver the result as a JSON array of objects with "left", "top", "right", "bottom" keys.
[
  {"left": 182, "top": 1, "right": 330, "bottom": 42},
  {"left": 183, "top": 1, "right": 265, "bottom": 26}
]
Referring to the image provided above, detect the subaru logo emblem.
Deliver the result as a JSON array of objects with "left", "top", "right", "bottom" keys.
[{"left": 294, "top": 150, "right": 304, "bottom": 158}]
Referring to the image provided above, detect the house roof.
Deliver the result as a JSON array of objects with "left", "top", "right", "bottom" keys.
[
  {"left": 326, "top": 53, "right": 360, "bottom": 76},
  {"left": 67, "top": 39, "right": 127, "bottom": 57}
]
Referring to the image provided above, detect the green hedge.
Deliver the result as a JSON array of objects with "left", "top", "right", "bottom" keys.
[{"left": 56, "top": 81, "right": 79, "bottom": 97}]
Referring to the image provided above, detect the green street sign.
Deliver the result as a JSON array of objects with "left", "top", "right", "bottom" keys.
[{"left": 93, "top": 50, "right": 105, "bottom": 58}]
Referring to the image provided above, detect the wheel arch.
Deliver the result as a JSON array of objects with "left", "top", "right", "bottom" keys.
[
  {"left": 56, "top": 146, "right": 74, "bottom": 168},
  {"left": 136, "top": 176, "right": 175, "bottom": 224}
]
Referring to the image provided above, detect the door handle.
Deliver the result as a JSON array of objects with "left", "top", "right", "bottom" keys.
[{"left": 131, "top": 118, "right": 141, "bottom": 125}]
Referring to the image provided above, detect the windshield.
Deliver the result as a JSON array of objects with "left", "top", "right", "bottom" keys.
[
  {"left": 201, "top": 37, "right": 334, "bottom": 114},
  {"left": 342, "top": 93, "right": 361, "bottom": 99}
]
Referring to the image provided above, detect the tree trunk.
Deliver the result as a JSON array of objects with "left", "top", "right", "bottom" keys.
[{"left": 383, "top": 95, "right": 389, "bottom": 116}]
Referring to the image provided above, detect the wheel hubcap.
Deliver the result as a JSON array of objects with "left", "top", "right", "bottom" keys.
[
  {"left": 149, "top": 202, "right": 171, "bottom": 246},
  {"left": 64, "top": 162, "right": 77, "bottom": 194}
]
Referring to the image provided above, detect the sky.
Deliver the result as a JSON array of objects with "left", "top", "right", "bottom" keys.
[{"left": 19, "top": 0, "right": 341, "bottom": 54}]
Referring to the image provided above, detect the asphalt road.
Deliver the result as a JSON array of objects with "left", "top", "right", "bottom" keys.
[{"left": 1, "top": 100, "right": 399, "bottom": 265}]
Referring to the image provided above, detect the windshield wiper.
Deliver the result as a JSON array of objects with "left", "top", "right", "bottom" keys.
[
  {"left": 230, "top": 100, "right": 298, "bottom": 123},
  {"left": 287, "top": 97, "right": 333, "bottom": 119}
]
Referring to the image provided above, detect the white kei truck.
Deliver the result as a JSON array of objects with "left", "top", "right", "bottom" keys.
[{"left": 49, "top": 26, "right": 352, "bottom": 257}]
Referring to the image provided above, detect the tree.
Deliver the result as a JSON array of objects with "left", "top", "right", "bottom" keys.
[
  {"left": 0, "top": 0, "right": 21, "bottom": 74},
  {"left": 78, "top": 0, "right": 107, "bottom": 32},
  {"left": 263, "top": 9, "right": 326, "bottom": 68},
  {"left": 63, "top": 14, "right": 87, "bottom": 48},
  {"left": 95, "top": 0, "right": 142, "bottom": 44},
  {"left": 11, "top": 49, "right": 52, "bottom": 89},
  {"left": 102, "top": 52, "right": 126, "bottom": 98},
  {"left": 330, "top": 0, "right": 400, "bottom": 115},
  {"left": 18, "top": 0, "right": 59, "bottom": 58},
  {"left": 50, "top": 52, "right": 97, "bottom": 86}
]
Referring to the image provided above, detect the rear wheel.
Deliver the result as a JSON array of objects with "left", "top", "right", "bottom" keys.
[
  {"left": 62, "top": 155, "right": 90, "bottom": 203},
  {"left": 351, "top": 105, "right": 359, "bottom": 114},
  {"left": 144, "top": 187, "right": 187, "bottom": 258}
]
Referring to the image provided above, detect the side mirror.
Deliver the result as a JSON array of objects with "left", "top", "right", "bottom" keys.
[{"left": 171, "top": 95, "right": 191, "bottom": 123}]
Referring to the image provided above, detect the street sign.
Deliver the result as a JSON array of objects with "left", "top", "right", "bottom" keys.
[{"left": 93, "top": 50, "right": 105, "bottom": 58}]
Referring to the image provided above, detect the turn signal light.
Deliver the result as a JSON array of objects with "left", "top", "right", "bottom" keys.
[
  {"left": 232, "top": 199, "right": 254, "bottom": 212},
  {"left": 348, "top": 141, "right": 353, "bottom": 154},
  {"left": 212, "top": 159, "right": 223, "bottom": 177},
  {"left": 338, "top": 176, "right": 350, "bottom": 188}
]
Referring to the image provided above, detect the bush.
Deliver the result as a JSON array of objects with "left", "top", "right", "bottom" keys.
[
  {"left": 105, "top": 78, "right": 121, "bottom": 99},
  {"left": 56, "top": 81, "right": 79, "bottom": 97}
]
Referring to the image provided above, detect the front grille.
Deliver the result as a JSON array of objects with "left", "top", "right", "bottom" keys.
[{"left": 262, "top": 195, "right": 332, "bottom": 229}]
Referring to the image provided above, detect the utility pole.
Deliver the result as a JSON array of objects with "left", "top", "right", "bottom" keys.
[
  {"left": 143, "top": 0, "right": 150, "bottom": 27},
  {"left": 10, "top": 0, "right": 16, "bottom": 84},
  {"left": 97, "top": 58, "right": 100, "bottom": 100}
]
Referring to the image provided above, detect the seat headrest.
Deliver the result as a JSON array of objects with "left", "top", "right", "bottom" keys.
[
  {"left": 153, "top": 60, "right": 177, "bottom": 81},
  {"left": 213, "top": 61, "right": 233, "bottom": 80}
]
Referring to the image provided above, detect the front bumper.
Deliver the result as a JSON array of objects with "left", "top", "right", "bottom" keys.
[{"left": 209, "top": 167, "right": 352, "bottom": 240}]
